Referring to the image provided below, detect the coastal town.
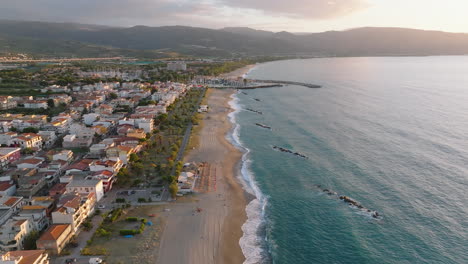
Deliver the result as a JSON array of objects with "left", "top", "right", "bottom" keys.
[{"left": 0, "top": 60, "right": 244, "bottom": 264}]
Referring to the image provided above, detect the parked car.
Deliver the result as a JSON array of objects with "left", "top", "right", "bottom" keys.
[
  {"left": 65, "top": 258, "right": 76, "bottom": 264},
  {"left": 97, "top": 204, "right": 106, "bottom": 209}
]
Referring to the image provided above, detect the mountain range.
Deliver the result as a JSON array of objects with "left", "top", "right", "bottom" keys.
[{"left": 1, "top": 20, "right": 468, "bottom": 58}]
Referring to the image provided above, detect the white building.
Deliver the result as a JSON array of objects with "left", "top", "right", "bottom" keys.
[
  {"left": 0, "top": 218, "right": 33, "bottom": 251},
  {"left": 83, "top": 113, "right": 100, "bottom": 126},
  {"left": 66, "top": 179, "right": 104, "bottom": 202},
  {"left": 167, "top": 62, "right": 187, "bottom": 71}
]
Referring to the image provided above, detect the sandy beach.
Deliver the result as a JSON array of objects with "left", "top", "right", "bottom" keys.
[
  {"left": 220, "top": 64, "right": 256, "bottom": 79},
  {"left": 157, "top": 65, "right": 254, "bottom": 264}
]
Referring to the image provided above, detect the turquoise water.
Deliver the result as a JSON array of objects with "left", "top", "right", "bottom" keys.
[{"left": 233, "top": 57, "right": 468, "bottom": 264}]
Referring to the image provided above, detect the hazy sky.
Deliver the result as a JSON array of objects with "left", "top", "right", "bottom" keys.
[{"left": 2, "top": 0, "right": 468, "bottom": 32}]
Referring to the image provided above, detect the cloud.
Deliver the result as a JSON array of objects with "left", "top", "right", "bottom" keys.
[
  {"left": 220, "top": 0, "right": 369, "bottom": 19},
  {"left": 0, "top": 0, "right": 369, "bottom": 29}
]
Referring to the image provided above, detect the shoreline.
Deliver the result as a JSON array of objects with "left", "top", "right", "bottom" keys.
[{"left": 157, "top": 64, "right": 256, "bottom": 264}]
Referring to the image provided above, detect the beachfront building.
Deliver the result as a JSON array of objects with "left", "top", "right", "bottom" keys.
[
  {"left": 36, "top": 224, "right": 73, "bottom": 255},
  {"left": 177, "top": 172, "right": 196, "bottom": 194},
  {"left": 51, "top": 192, "right": 96, "bottom": 232},
  {"left": 66, "top": 179, "right": 104, "bottom": 201},
  {"left": 167, "top": 61, "right": 187, "bottom": 71}
]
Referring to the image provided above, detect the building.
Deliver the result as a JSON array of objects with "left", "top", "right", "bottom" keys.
[
  {"left": 22, "top": 101, "right": 48, "bottom": 109},
  {"left": 16, "top": 206, "right": 49, "bottom": 231},
  {"left": 51, "top": 150, "right": 73, "bottom": 163},
  {"left": 36, "top": 224, "right": 73, "bottom": 255},
  {"left": 89, "top": 171, "right": 114, "bottom": 192},
  {"left": 0, "top": 218, "right": 33, "bottom": 251},
  {"left": 0, "top": 196, "right": 25, "bottom": 226},
  {"left": 66, "top": 179, "right": 104, "bottom": 201},
  {"left": 82, "top": 113, "right": 100, "bottom": 126},
  {"left": 167, "top": 61, "right": 187, "bottom": 71},
  {"left": 0, "top": 147, "right": 21, "bottom": 169},
  {"left": 0, "top": 96, "right": 17, "bottom": 110},
  {"left": 89, "top": 159, "right": 123, "bottom": 173},
  {"left": 37, "top": 131, "right": 57, "bottom": 149},
  {"left": 126, "top": 128, "right": 146, "bottom": 139},
  {"left": 0, "top": 181, "right": 16, "bottom": 196},
  {"left": 105, "top": 146, "right": 135, "bottom": 164},
  {"left": 177, "top": 172, "right": 196, "bottom": 194},
  {"left": 10, "top": 134, "right": 42, "bottom": 150},
  {"left": 0, "top": 132, "right": 18, "bottom": 146},
  {"left": 0, "top": 250, "right": 49, "bottom": 264},
  {"left": 16, "top": 158, "right": 44, "bottom": 170},
  {"left": 51, "top": 192, "right": 95, "bottom": 232}
]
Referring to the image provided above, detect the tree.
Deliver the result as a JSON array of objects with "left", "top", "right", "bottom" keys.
[
  {"left": 109, "top": 93, "right": 118, "bottom": 99},
  {"left": 23, "top": 231, "right": 40, "bottom": 250},
  {"left": 22, "top": 127, "right": 39, "bottom": 133},
  {"left": 169, "top": 182, "right": 178, "bottom": 198},
  {"left": 47, "top": 99, "right": 55, "bottom": 108},
  {"left": 129, "top": 153, "right": 140, "bottom": 163}
]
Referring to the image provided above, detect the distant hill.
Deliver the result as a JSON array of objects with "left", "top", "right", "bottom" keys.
[{"left": 1, "top": 20, "right": 468, "bottom": 58}]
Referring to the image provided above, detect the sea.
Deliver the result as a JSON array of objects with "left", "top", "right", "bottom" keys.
[{"left": 227, "top": 57, "right": 468, "bottom": 264}]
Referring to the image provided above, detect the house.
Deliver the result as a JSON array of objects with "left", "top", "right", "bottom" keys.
[
  {"left": 126, "top": 128, "right": 146, "bottom": 139},
  {"left": 0, "top": 218, "right": 33, "bottom": 251},
  {"left": 68, "top": 124, "right": 95, "bottom": 139},
  {"left": 37, "top": 131, "right": 57, "bottom": 148},
  {"left": 0, "top": 96, "right": 17, "bottom": 110},
  {"left": 89, "top": 159, "right": 123, "bottom": 173},
  {"left": 48, "top": 183, "right": 68, "bottom": 198},
  {"left": 0, "top": 181, "right": 16, "bottom": 196},
  {"left": 36, "top": 224, "right": 73, "bottom": 255},
  {"left": 62, "top": 134, "right": 92, "bottom": 149},
  {"left": 105, "top": 145, "right": 135, "bottom": 164},
  {"left": 16, "top": 206, "right": 49, "bottom": 231},
  {"left": 10, "top": 134, "right": 42, "bottom": 150},
  {"left": 28, "top": 197, "right": 55, "bottom": 217},
  {"left": 0, "top": 147, "right": 21, "bottom": 169},
  {"left": 51, "top": 150, "right": 73, "bottom": 163},
  {"left": 69, "top": 101, "right": 92, "bottom": 113},
  {"left": 0, "top": 132, "right": 18, "bottom": 146},
  {"left": 41, "top": 85, "right": 69, "bottom": 93},
  {"left": 64, "top": 159, "right": 93, "bottom": 175},
  {"left": 0, "top": 250, "right": 49, "bottom": 264},
  {"left": 94, "top": 104, "right": 113, "bottom": 115},
  {"left": 89, "top": 171, "right": 114, "bottom": 192},
  {"left": 82, "top": 113, "right": 100, "bottom": 126},
  {"left": 16, "top": 158, "right": 45, "bottom": 170},
  {"left": 0, "top": 196, "right": 26, "bottom": 225},
  {"left": 51, "top": 192, "right": 95, "bottom": 232},
  {"left": 23, "top": 100, "right": 48, "bottom": 109},
  {"left": 16, "top": 170, "right": 47, "bottom": 198},
  {"left": 66, "top": 179, "right": 104, "bottom": 201}
]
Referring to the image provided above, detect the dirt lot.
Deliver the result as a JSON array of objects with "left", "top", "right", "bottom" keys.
[{"left": 84, "top": 206, "right": 166, "bottom": 264}]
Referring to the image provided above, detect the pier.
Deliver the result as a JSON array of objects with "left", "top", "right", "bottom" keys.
[{"left": 247, "top": 79, "right": 322, "bottom": 88}]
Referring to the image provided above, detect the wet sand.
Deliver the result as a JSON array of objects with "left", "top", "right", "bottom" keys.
[{"left": 157, "top": 87, "right": 251, "bottom": 264}]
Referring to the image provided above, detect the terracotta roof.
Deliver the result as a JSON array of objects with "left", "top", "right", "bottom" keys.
[
  {"left": 18, "top": 158, "right": 43, "bottom": 165},
  {"left": 3, "top": 197, "right": 20, "bottom": 207},
  {"left": 0, "top": 181, "right": 14, "bottom": 191},
  {"left": 14, "top": 219, "right": 27, "bottom": 226},
  {"left": 4, "top": 250, "right": 47, "bottom": 264},
  {"left": 92, "top": 170, "right": 113, "bottom": 177},
  {"left": 22, "top": 205, "right": 45, "bottom": 210},
  {"left": 38, "top": 224, "right": 70, "bottom": 241}
]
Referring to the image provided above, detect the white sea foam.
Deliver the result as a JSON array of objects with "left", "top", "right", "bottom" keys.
[{"left": 227, "top": 92, "right": 269, "bottom": 264}]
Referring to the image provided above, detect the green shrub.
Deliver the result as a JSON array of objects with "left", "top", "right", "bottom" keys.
[
  {"left": 115, "top": 198, "right": 126, "bottom": 203},
  {"left": 137, "top": 198, "right": 146, "bottom": 203},
  {"left": 126, "top": 217, "right": 139, "bottom": 222}
]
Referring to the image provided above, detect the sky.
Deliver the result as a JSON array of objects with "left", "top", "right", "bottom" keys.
[{"left": 1, "top": 0, "right": 468, "bottom": 33}]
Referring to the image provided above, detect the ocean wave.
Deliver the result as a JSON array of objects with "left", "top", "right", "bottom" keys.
[{"left": 227, "top": 92, "right": 270, "bottom": 264}]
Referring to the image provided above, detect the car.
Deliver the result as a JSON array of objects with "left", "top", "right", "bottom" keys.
[
  {"left": 97, "top": 204, "right": 106, "bottom": 209},
  {"left": 65, "top": 258, "right": 76, "bottom": 263},
  {"left": 130, "top": 190, "right": 136, "bottom": 194}
]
